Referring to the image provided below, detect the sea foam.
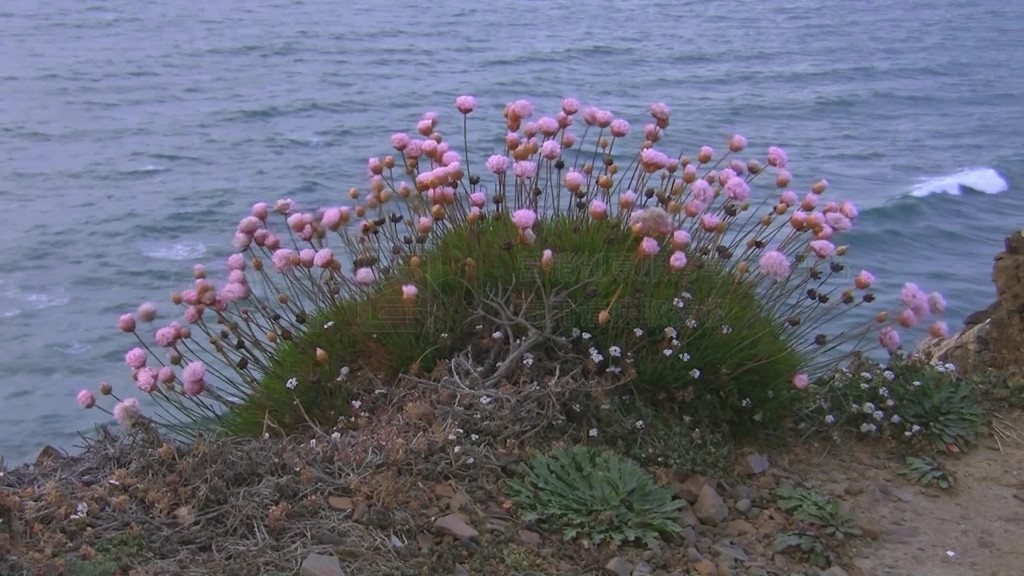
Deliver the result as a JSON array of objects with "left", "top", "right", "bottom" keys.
[{"left": 908, "top": 167, "right": 1008, "bottom": 198}]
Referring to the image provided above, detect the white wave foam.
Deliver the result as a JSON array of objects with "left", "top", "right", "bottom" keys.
[
  {"left": 0, "top": 280, "right": 70, "bottom": 310},
  {"left": 908, "top": 167, "right": 1008, "bottom": 198},
  {"left": 57, "top": 343, "right": 92, "bottom": 355},
  {"left": 120, "top": 165, "right": 169, "bottom": 175},
  {"left": 0, "top": 309, "right": 20, "bottom": 319},
  {"left": 140, "top": 241, "right": 207, "bottom": 261}
]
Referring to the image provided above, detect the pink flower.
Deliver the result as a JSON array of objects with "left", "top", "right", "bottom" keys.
[
  {"left": 273, "top": 198, "right": 294, "bottom": 214},
  {"left": 264, "top": 233, "right": 281, "bottom": 251},
  {"left": 840, "top": 201, "right": 859, "bottom": 219},
  {"left": 643, "top": 123, "right": 661, "bottom": 142},
  {"left": 469, "top": 192, "right": 486, "bottom": 208},
  {"left": 629, "top": 207, "right": 673, "bottom": 237},
  {"left": 729, "top": 134, "right": 747, "bottom": 152},
  {"left": 541, "top": 249, "right": 554, "bottom": 271},
  {"left": 251, "top": 202, "right": 269, "bottom": 220},
  {"left": 390, "top": 132, "right": 411, "bottom": 151},
  {"left": 511, "top": 209, "right": 537, "bottom": 229},
  {"left": 855, "top": 270, "right": 874, "bottom": 290},
  {"left": 780, "top": 190, "right": 798, "bottom": 206},
  {"left": 529, "top": 117, "right": 555, "bottom": 137},
  {"left": 219, "top": 282, "right": 250, "bottom": 302},
  {"left": 767, "top": 146, "right": 788, "bottom": 168},
  {"left": 790, "top": 210, "right": 809, "bottom": 230},
  {"left": 76, "top": 389, "right": 96, "bottom": 409},
  {"left": 619, "top": 190, "right": 638, "bottom": 210},
  {"left": 183, "top": 378, "right": 204, "bottom": 396},
  {"left": 402, "top": 284, "right": 418, "bottom": 301},
  {"left": 649, "top": 102, "right": 670, "bottom": 127},
  {"left": 901, "top": 282, "right": 930, "bottom": 318},
  {"left": 510, "top": 99, "right": 534, "bottom": 119},
  {"left": 158, "top": 366, "right": 176, "bottom": 384},
  {"left": 155, "top": 324, "right": 180, "bottom": 347},
  {"left": 669, "top": 250, "right": 688, "bottom": 271},
  {"left": 299, "top": 248, "right": 316, "bottom": 268},
  {"left": 226, "top": 253, "right": 246, "bottom": 271},
  {"left": 135, "top": 367, "right": 158, "bottom": 393},
  {"left": 759, "top": 250, "right": 791, "bottom": 281},
  {"left": 313, "top": 248, "right": 334, "bottom": 269},
  {"left": 898, "top": 308, "right": 918, "bottom": 328},
  {"left": 561, "top": 98, "right": 580, "bottom": 115},
  {"left": 125, "top": 347, "right": 147, "bottom": 370},
  {"left": 638, "top": 237, "right": 660, "bottom": 256},
  {"left": 928, "top": 292, "right": 947, "bottom": 314},
  {"left": 640, "top": 148, "right": 670, "bottom": 172},
  {"left": 540, "top": 140, "right": 561, "bottom": 160},
  {"left": 809, "top": 240, "right": 835, "bottom": 259},
  {"left": 824, "top": 212, "right": 852, "bottom": 232},
  {"left": 321, "top": 207, "right": 343, "bottom": 230},
  {"left": 671, "top": 230, "right": 691, "bottom": 249},
  {"left": 118, "top": 313, "right": 136, "bottom": 333},
  {"left": 792, "top": 373, "right": 809, "bottom": 390},
  {"left": 610, "top": 118, "right": 630, "bottom": 137},
  {"left": 724, "top": 178, "right": 750, "bottom": 202},
  {"left": 879, "top": 326, "right": 901, "bottom": 352},
  {"left": 184, "top": 305, "right": 203, "bottom": 324},
  {"left": 112, "top": 398, "right": 141, "bottom": 428},
  {"left": 486, "top": 155, "right": 509, "bottom": 174},
  {"left": 182, "top": 361, "right": 205, "bottom": 385},
  {"left": 355, "top": 267, "right": 375, "bottom": 285},
  {"left": 801, "top": 193, "right": 818, "bottom": 211},
  {"left": 455, "top": 95, "right": 476, "bottom": 114},
  {"left": 564, "top": 171, "right": 585, "bottom": 192},
  {"left": 272, "top": 249, "right": 296, "bottom": 271},
  {"left": 930, "top": 321, "right": 949, "bottom": 338},
  {"left": 690, "top": 180, "right": 713, "bottom": 203},
  {"left": 417, "top": 118, "right": 433, "bottom": 136},
  {"left": 232, "top": 233, "right": 252, "bottom": 251},
  {"left": 513, "top": 161, "right": 537, "bottom": 179},
  {"left": 237, "top": 216, "right": 261, "bottom": 235},
  {"left": 137, "top": 302, "right": 157, "bottom": 322},
  {"left": 700, "top": 214, "right": 721, "bottom": 232},
  {"left": 589, "top": 199, "right": 608, "bottom": 221}
]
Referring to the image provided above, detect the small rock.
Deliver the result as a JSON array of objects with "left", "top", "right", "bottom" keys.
[
  {"left": 888, "top": 525, "right": 921, "bottom": 543},
  {"left": 453, "top": 564, "right": 470, "bottom": 576},
  {"left": 519, "top": 529, "right": 541, "bottom": 547},
  {"left": 855, "top": 516, "right": 881, "bottom": 540},
  {"left": 712, "top": 542, "right": 749, "bottom": 562},
  {"left": 300, "top": 553, "right": 345, "bottom": 576},
  {"left": 416, "top": 533, "right": 434, "bottom": 551},
  {"left": 352, "top": 502, "right": 369, "bottom": 522},
  {"left": 745, "top": 454, "right": 770, "bottom": 475},
  {"left": 680, "top": 505, "right": 700, "bottom": 527},
  {"left": 722, "top": 519, "right": 755, "bottom": 536},
  {"left": 632, "top": 560, "right": 653, "bottom": 576},
  {"left": 822, "top": 567, "right": 849, "bottom": 576},
  {"left": 734, "top": 498, "right": 752, "bottom": 514},
  {"left": 694, "top": 485, "right": 729, "bottom": 526},
  {"left": 35, "top": 445, "right": 66, "bottom": 465},
  {"left": 845, "top": 482, "right": 865, "bottom": 496},
  {"left": 433, "top": 514, "right": 479, "bottom": 540},
  {"left": 878, "top": 483, "right": 913, "bottom": 503},
  {"left": 604, "top": 556, "right": 633, "bottom": 576},
  {"left": 686, "top": 547, "right": 704, "bottom": 563},
  {"left": 449, "top": 490, "right": 474, "bottom": 513},
  {"left": 680, "top": 526, "right": 697, "bottom": 547},
  {"left": 679, "top": 474, "right": 710, "bottom": 503},
  {"left": 692, "top": 559, "right": 716, "bottom": 576}
]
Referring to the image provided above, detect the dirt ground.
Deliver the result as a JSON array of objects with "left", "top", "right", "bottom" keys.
[{"left": 785, "top": 409, "right": 1024, "bottom": 576}]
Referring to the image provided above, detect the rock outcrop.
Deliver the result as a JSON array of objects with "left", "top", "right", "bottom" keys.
[{"left": 917, "top": 229, "right": 1024, "bottom": 374}]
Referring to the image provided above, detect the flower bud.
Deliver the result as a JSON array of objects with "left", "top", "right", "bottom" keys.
[
  {"left": 875, "top": 311, "right": 888, "bottom": 323},
  {"left": 776, "top": 171, "right": 791, "bottom": 188},
  {"left": 812, "top": 179, "right": 828, "bottom": 194},
  {"left": 316, "top": 348, "right": 328, "bottom": 364},
  {"left": 598, "top": 309, "right": 611, "bottom": 325},
  {"left": 99, "top": 381, "right": 113, "bottom": 396}
]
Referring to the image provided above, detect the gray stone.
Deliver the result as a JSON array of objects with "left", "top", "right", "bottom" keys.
[
  {"left": 712, "top": 542, "right": 749, "bottom": 562},
  {"left": 855, "top": 516, "right": 881, "bottom": 540},
  {"left": 735, "top": 498, "right": 752, "bottom": 514},
  {"left": 453, "top": 564, "right": 470, "bottom": 576},
  {"left": 604, "top": 556, "right": 633, "bottom": 576},
  {"left": 745, "top": 454, "right": 770, "bottom": 475},
  {"left": 632, "top": 560, "right": 654, "bottom": 576},
  {"left": 433, "top": 514, "right": 479, "bottom": 539},
  {"left": 694, "top": 485, "right": 730, "bottom": 526},
  {"left": 822, "top": 567, "right": 849, "bottom": 576},
  {"left": 300, "top": 553, "right": 345, "bottom": 576}
]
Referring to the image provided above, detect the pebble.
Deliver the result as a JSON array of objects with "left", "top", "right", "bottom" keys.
[{"left": 735, "top": 498, "right": 752, "bottom": 514}]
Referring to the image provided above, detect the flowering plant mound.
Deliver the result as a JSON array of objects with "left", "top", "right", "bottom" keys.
[
  {"left": 80, "top": 96, "right": 948, "bottom": 440},
  {"left": 800, "top": 354, "right": 982, "bottom": 453}
]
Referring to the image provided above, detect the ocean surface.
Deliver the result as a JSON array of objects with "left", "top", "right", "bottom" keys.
[{"left": 2, "top": 0, "right": 1022, "bottom": 465}]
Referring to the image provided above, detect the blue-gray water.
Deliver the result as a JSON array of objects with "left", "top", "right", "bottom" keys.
[{"left": 2, "top": 0, "right": 1022, "bottom": 465}]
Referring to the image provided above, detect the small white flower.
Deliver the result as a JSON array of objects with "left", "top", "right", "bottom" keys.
[
  {"left": 721, "top": 325, "right": 732, "bottom": 334},
  {"left": 466, "top": 457, "right": 475, "bottom": 464},
  {"left": 689, "top": 368, "right": 701, "bottom": 379},
  {"left": 339, "top": 366, "right": 350, "bottom": 379},
  {"left": 883, "top": 370, "right": 895, "bottom": 381},
  {"left": 571, "top": 403, "right": 581, "bottom": 412},
  {"left": 374, "top": 388, "right": 386, "bottom": 395},
  {"left": 440, "top": 332, "right": 449, "bottom": 338},
  {"left": 323, "top": 321, "right": 335, "bottom": 329},
  {"left": 351, "top": 400, "right": 362, "bottom": 410},
  {"left": 879, "top": 387, "right": 890, "bottom": 397},
  {"left": 872, "top": 410, "right": 885, "bottom": 421},
  {"left": 673, "top": 297, "right": 686, "bottom": 308},
  {"left": 685, "top": 318, "right": 698, "bottom": 329},
  {"left": 522, "top": 353, "right": 535, "bottom": 367},
  {"left": 491, "top": 331, "right": 504, "bottom": 341},
  {"left": 944, "top": 362, "right": 956, "bottom": 372},
  {"left": 609, "top": 346, "right": 622, "bottom": 357},
  {"left": 890, "top": 414, "right": 901, "bottom": 424},
  {"left": 860, "top": 382, "right": 870, "bottom": 390},
  {"left": 912, "top": 380, "right": 922, "bottom": 387},
  {"left": 309, "top": 439, "right": 317, "bottom": 448},
  {"left": 911, "top": 424, "right": 922, "bottom": 433},
  {"left": 859, "top": 422, "right": 877, "bottom": 433},
  {"left": 453, "top": 446, "right": 461, "bottom": 453},
  {"left": 741, "top": 398, "right": 752, "bottom": 407},
  {"left": 679, "top": 352, "right": 691, "bottom": 362},
  {"left": 886, "top": 399, "right": 895, "bottom": 407},
  {"left": 824, "top": 414, "right": 836, "bottom": 425},
  {"left": 588, "top": 428, "right": 598, "bottom": 437},
  {"left": 582, "top": 332, "right": 592, "bottom": 340},
  {"left": 572, "top": 328, "right": 581, "bottom": 338},
  {"left": 331, "top": 431, "right": 341, "bottom": 442},
  {"left": 662, "top": 348, "right": 673, "bottom": 357},
  {"left": 447, "top": 433, "right": 457, "bottom": 440},
  {"left": 680, "top": 291, "right": 692, "bottom": 299},
  {"left": 480, "top": 396, "right": 493, "bottom": 405},
  {"left": 607, "top": 366, "right": 622, "bottom": 374},
  {"left": 475, "top": 324, "right": 483, "bottom": 330},
  {"left": 934, "top": 363, "right": 947, "bottom": 373},
  {"left": 286, "top": 377, "right": 298, "bottom": 390},
  {"left": 860, "top": 371, "right": 873, "bottom": 380},
  {"left": 70, "top": 502, "right": 88, "bottom": 520},
  {"left": 470, "top": 434, "right": 479, "bottom": 441},
  {"left": 633, "top": 328, "right": 644, "bottom": 337},
  {"left": 262, "top": 432, "right": 270, "bottom": 440},
  {"left": 634, "top": 420, "right": 645, "bottom": 430},
  {"left": 862, "top": 402, "right": 876, "bottom": 413},
  {"left": 671, "top": 339, "right": 680, "bottom": 347},
  {"left": 664, "top": 327, "right": 678, "bottom": 339}
]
